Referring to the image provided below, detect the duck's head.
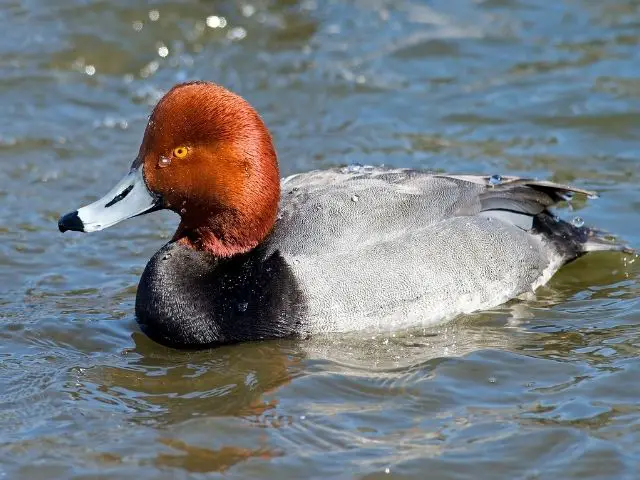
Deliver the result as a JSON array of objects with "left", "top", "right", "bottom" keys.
[{"left": 58, "top": 82, "right": 280, "bottom": 257}]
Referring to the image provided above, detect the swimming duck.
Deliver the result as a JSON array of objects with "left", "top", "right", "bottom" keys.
[{"left": 58, "top": 81, "right": 629, "bottom": 349}]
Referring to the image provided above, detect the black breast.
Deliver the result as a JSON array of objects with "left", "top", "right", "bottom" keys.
[{"left": 135, "top": 241, "right": 306, "bottom": 348}]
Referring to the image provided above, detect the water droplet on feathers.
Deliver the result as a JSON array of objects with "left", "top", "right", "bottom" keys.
[
  {"left": 571, "top": 216, "right": 584, "bottom": 227},
  {"left": 560, "top": 191, "right": 574, "bottom": 201},
  {"left": 351, "top": 194, "right": 359, "bottom": 202},
  {"left": 237, "top": 302, "right": 248, "bottom": 312},
  {"left": 158, "top": 156, "right": 171, "bottom": 167},
  {"left": 341, "top": 163, "right": 364, "bottom": 173},
  {"left": 488, "top": 174, "right": 502, "bottom": 186}
]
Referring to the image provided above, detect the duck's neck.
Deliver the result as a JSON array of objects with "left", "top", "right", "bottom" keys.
[
  {"left": 173, "top": 211, "right": 269, "bottom": 258},
  {"left": 173, "top": 178, "right": 281, "bottom": 258},
  {"left": 134, "top": 241, "right": 304, "bottom": 348}
]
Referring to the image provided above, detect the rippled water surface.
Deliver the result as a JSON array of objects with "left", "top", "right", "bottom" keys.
[{"left": 2, "top": 0, "right": 640, "bottom": 478}]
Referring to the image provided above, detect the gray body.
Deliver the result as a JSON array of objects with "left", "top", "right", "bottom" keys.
[{"left": 268, "top": 167, "right": 566, "bottom": 333}]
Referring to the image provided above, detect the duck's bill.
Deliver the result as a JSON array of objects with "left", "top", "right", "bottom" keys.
[{"left": 58, "top": 166, "right": 160, "bottom": 233}]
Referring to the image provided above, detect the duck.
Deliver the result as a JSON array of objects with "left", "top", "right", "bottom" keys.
[{"left": 58, "top": 81, "right": 630, "bottom": 349}]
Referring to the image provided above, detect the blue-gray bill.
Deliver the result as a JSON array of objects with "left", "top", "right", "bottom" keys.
[{"left": 58, "top": 166, "right": 160, "bottom": 233}]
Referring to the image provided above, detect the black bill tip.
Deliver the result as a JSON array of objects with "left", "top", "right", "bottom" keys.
[{"left": 58, "top": 211, "right": 84, "bottom": 233}]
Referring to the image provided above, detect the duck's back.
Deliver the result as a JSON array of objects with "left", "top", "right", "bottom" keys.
[{"left": 265, "top": 167, "right": 621, "bottom": 332}]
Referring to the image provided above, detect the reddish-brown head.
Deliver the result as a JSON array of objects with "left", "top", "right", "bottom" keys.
[{"left": 135, "top": 82, "right": 280, "bottom": 256}]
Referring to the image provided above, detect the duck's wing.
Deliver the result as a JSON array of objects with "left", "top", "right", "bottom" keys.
[
  {"left": 442, "top": 174, "right": 594, "bottom": 230},
  {"left": 274, "top": 167, "right": 625, "bottom": 256}
]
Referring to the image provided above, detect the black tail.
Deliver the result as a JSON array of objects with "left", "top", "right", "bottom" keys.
[{"left": 532, "top": 213, "right": 634, "bottom": 261}]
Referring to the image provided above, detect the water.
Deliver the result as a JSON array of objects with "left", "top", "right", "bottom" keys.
[{"left": 2, "top": 0, "right": 640, "bottom": 478}]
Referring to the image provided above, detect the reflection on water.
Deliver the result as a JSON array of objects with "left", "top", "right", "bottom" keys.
[{"left": 1, "top": 0, "right": 640, "bottom": 478}]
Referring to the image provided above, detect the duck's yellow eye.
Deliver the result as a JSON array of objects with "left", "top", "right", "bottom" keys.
[{"left": 173, "top": 146, "right": 189, "bottom": 159}]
